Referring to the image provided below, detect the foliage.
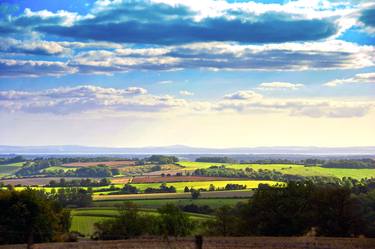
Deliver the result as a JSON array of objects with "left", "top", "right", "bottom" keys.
[
  {"left": 47, "top": 178, "right": 111, "bottom": 187},
  {"left": 144, "top": 183, "right": 177, "bottom": 194},
  {"left": 321, "top": 159, "right": 375, "bottom": 169},
  {"left": 191, "top": 189, "right": 201, "bottom": 199},
  {"left": 157, "top": 203, "right": 194, "bottom": 237},
  {"left": 147, "top": 155, "right": 179, "bottom": 164},
  {"left": 51, "top": 188, "right": 93, "bottom": 208},
  {"left": 195, "top": 157, "right": 236, "bottom": 163},
  {"left": 0, "top": 189, "right": 71, "bottom": 245}
]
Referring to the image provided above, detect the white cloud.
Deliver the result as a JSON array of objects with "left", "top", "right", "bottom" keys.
[
  {"left": 218, "top": 90, "right": 374, "bottom": 118},
  {"left": 224, "top": 90, "right": 263, "bottom": 100},
  {"left": 0, "top": 38, "right": 70, "bottom": 56},
  {"left": 0, "top": 86, "right": 374, "bottom": 118},
  {"left": 179, "top": 90, "right": 194, "bottom": 96},
  {"left": 324, "top": 72, "right": 375, "bottom": 87},
  {"left": 69, "top": 40, "right": 375, "bottom": 74},
  {"left": 257, "top": 82, "right": 304, "bottom": 90},
  {"left": 0, "top": 59, "right": 76, "bottom": 77}
]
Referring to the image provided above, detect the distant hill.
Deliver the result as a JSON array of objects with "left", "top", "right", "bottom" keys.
[{"left": 0, "top": 145, "right": 374, "bottom": 155}]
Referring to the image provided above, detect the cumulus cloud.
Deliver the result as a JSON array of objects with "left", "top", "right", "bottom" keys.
[
  {"left": 179, "top": 90, "right": 194, "bottom": 96},
  {"left": 0, "top": 86, "right": 181, "bottom": 114},
  {"left": 0, "top": 86, "right": 373, "bottom": 118},
  {"left": 0, "top": 38, "right": 70, "bottom": 56},
  {"left": 0, "top": 1, "right": 342, "bottom": 45},
  {"left": 324, "top": 72, "right": 375, "bottom": 87},
  {"left": 68, "top": 40, "right": 374, "bottom": 74},
  {"left": 0, "top": 59, "right": 76, "bottom": 77},
  {"left": 257, "top": 82, "right": 304, "bottom": 90},
  {"left": 217, "top": 91, "right": 375, "bottom": 118},
  {"left": 358, "top": 4, "right": 375, "bottom": 34},
  {"left": 224, "top": 90, "right": 263, "bottom": 100}
]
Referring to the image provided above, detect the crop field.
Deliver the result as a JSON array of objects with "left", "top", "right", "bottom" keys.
[
  {"left": 178, "top": 161, "right": 375, "bottom": 180},
  {"left": 62, "top": 160, "right": 136, "bottom": 167},
  {"left": 131, "top": 180, "right": 281, "bottom": 192},
  {"left": 93, "top": 198, "right": 246, "bottom": 209}
]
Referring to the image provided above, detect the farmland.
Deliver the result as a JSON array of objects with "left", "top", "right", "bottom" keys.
[
  {"left": 178, "top": 161, "right": 375, "bottom": 180},
  {"left": 130, "top": 180, "right": 281, "bottom": 192}
]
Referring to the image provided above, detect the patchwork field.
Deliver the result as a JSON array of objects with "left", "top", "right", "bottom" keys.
[{"left": 178, "top": 161, "right": 375, "bottom": 180}]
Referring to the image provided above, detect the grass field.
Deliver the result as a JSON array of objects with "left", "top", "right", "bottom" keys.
[
  {"left": 130, "top": 180, "right": 281, "bottom": 192},
  {"left": 70, "top": 215, "right": 112, "bottom": 236},
  {"left": 177, "top": 161, "right": 375, "bottom": 180},
  {"left": 93, "top": 198, "right": 246, "bottom": 209},
  {"left": 0, "top": 162, "right": 25, "bottom": 177},
  {"left": 70, "top": 207, "right": 212, "bottom": 236}
]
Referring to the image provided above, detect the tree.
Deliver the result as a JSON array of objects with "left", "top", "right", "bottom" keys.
[
  {"left": 0, "top": 189, "right": 71, "bottom": 246},
  {"left": 157, "top": 204, "right": 194, "bottom": 237},
  {"left": 94, "top": 202, "right": 155, "bottom": 240},
  {"left": 191, "top": 189, "right": 201, "bottom": 199},
  {"left": 206, "top": 205, "right": 237, "bottom": 236},
  {"left": 209, "top": 184, "right": 215, "bottom": 191},
  {"left": 184, "top": 186, "right": 190, "bottom": 192}
]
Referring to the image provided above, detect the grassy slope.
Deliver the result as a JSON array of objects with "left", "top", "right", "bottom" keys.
[
  {"left": 178, "top": 161, "right": 375, "bottom": 179},
  {"left": 0, "top": 162, "right": 25, "bottom": 177}
]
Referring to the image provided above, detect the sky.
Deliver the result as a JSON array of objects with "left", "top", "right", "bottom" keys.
[{"left": 0, "top": 0, "right": 374, "bottom": 148}]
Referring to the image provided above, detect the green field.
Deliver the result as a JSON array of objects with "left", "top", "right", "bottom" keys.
[
  {"left": 70, "top": 215, "right": 112, "bottom": 236},
  {"left": 178, "top": 161, "right": 375, "bottom": 180},
  {"left": 0, "top": 162, "right": 25, "bottom": 177},
  {"left": 70, "top": 207, "right": 212, "bottom": 236},
  {"left": 93, "top": 198, "right": 246, "bottom": 209},
  {"left": 131, "top": 180, "right": 281, "bottom": 193}
]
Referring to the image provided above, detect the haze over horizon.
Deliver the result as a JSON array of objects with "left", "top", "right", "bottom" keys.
[{"left": 0, "top": 0, "right": 374, "bottom": 147}]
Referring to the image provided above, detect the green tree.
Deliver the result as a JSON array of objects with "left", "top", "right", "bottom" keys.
[
  {"left": 191, "top": 189, "right": 201, "bottom": 199},
  {"left": 0, "top": 189, "right": 71, "bottom": 246},
  {"left": 157, "top": 204, "right": 194, "bottom": 237}
]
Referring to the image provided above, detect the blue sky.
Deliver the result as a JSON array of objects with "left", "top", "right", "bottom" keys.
[{"left": 0, "top": 0, "right": 374, "bottom": 147}]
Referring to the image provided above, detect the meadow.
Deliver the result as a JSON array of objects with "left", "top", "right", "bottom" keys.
[
  {"left": 0, "top": 162, "right": 25, "bottom": 177},
  {"left": 70, "top": 206, "right": 212, "bottom": 236}
]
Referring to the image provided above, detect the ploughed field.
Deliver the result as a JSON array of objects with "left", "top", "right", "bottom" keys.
[{"left": 1, "top": 237, "right": 374, "bottom": 249}]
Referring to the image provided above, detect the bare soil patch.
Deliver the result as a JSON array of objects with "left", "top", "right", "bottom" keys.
[{"left": 1, "top": 236, "right": 374, "bottom": 249}]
